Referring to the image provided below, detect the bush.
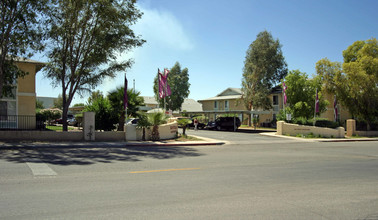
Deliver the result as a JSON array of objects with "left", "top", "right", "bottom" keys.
[{"left": 37, "top": 108, "right": 62, "bottom": 125}]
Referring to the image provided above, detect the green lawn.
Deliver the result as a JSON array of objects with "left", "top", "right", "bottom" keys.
[{"left": 46, "top": 125, "right": 74, "bottom": 131}]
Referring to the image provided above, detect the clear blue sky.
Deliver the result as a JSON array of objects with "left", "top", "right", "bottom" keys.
[{"left": 34, "top": 0, "right": 378, "bottom": 105}]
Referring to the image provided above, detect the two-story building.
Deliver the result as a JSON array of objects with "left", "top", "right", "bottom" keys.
[
  {"left": 0, "top": 58, "right": 44, "bottom": 129},
  {"left": 199, "top": 87, "right": 351, "bottom": 127},
  {"left": 198, "top": 87, "right": 284, "bottom": 126}
]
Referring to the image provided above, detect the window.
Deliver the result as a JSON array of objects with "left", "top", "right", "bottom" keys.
[
  {"left": 273, "top": 95, "right": 279, "bottom": 105},
  {"left": 0, "top": 102, "right": 7, "bottom": 116},
  {"left": 214, "top": 101, "right": 218, "bottom": 109},
  {"left": 225, "top": 100, "right": 229, "bottom": 109}
]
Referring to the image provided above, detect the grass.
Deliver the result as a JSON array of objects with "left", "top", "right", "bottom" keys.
[
  {"left": 46, "top": 125, "right": 74, "bottom": 131},
  {"left": 174, "top": 134, "right": 203, "bottom": 142}
]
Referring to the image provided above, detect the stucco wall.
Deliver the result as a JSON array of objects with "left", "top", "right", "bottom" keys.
[
  {"left": 16, "top": 62, "right": 36, "bottom": 93},
  {"left": 15, "top": 62, "right": 38, "bottom": 118},
  {"left": 95, "top": 131, "right": 125, "bottom": 141},
  {"left": 0, "top": 131, "right": 83, "bottom": 141},
  {"left": 125, "top": 122, "right": 178, "bottom": 141},
  {"left": 277, "top": 121, "right": 345, "bottom": 138}
]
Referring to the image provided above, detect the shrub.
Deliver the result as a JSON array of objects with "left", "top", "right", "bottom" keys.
[{"left": 37, "top": 108, "right": 62, "bottom": 125}]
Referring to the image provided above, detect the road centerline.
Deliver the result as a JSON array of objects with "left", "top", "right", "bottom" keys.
[{"left": 129, "top": 168, "right": 201, "bottom": 174}]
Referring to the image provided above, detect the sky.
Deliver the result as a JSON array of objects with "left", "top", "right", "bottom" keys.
[{"left": 34, "top": 0, "right": 378, "bottom": 105}]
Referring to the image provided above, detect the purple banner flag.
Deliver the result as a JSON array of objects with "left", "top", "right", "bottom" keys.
[
  {"left": 124, "top": 75, "right": 128, "bottom": 110},
  {"left": 315, "top": 89, "right": 319, "bottom": 113},
  {"left": 283, "top": 82, "right": 287, "bottom": 105},
  {"left": 334, "top": 95, "right": 338, "bottom": 121}
]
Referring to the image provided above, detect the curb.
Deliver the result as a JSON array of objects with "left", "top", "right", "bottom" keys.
[
  {"left": 259, "top": 132, "right": 378, "bottom": 142},
  {"left": 0, "top": 140, "right": 225, "bottom": 150}
]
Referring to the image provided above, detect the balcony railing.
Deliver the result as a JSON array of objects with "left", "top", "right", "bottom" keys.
[{"left": 0, "top": 115, "right": 45, "bottom": 130}]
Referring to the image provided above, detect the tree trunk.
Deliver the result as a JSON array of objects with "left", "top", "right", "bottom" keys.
[
  {"left": 117, "top": 112, "right": 125, "bottom": 131},
  {"left": 151, "top": 125, "right": 159, "bottom": 141},
  {"left": 62, "top": 105, "right": 68, "bottom": 131},
  {"left": 182, "top": 127, "right": 186, "bottom": 136},
  {"left": 142, "top": 128, "right": 146, "bottom": 141}
]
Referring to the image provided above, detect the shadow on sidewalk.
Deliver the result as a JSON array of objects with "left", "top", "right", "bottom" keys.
[{"left": 0, "top": 145, "right": 204, "bottom": 165}]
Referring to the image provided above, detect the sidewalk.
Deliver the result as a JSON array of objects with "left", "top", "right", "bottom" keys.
[
  {"left": 0, "top": 135, "right": 226, "bottom": 149},
  {"left": 260, "top": 132, "right": 378, "bottom": 142}
]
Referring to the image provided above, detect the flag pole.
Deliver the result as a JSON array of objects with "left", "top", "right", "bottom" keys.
[{"left": 164, "top": 68, "right": 167, "bottom": 112}]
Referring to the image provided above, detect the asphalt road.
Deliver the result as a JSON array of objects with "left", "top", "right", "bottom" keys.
[{"left": 1, "top": 131, "right": 378, "bottom": 220}]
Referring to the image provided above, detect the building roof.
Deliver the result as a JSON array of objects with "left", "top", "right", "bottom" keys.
[
  {"left": 141, "top": 96, "right": 203, "bottom": 112},
  {"left": 198, "top": 86, "right": 282, "bottom": 102},
  {"left": 181, "top": 98, "right": 203, "bottom": 112},
  {"left": 142, "top": 96, "right": 158, "bottom": 105},
  {"left": 14, "top": 57, "right": 46, "bottom": 65},
  {"left": 199, "top": 87, "right": 243, "bottom": 102}
]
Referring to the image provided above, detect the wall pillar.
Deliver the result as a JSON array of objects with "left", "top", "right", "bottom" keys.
[
  {"left": 277, "top": 121, "right": 284, "bottom": 135},
  {"left": 83, "top": 112, "right": 95, "bottom": 141},
  {"left": 346, "top": 119, "right": 356, "bottom": 137}
]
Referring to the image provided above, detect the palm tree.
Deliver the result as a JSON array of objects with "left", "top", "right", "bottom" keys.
[
  {"left": 177, "top": 118, "right": 191, "bottom": 136},
  {"left": 148, "top": 112, "right": 168, "bottom": 141},
  {"left": 108, "top": 87, "right": 144, "bottom": 131},
  {"left": 136, "top": 112, "right": 151, "bottom": 141}
]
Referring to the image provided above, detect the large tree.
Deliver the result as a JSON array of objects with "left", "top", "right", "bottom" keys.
[
  {"left": 0, "top": 0, "right": 49, "bottom": 96},
  {"left": 108, "top": 87, "right": 144, "bottom": 131},
  {"left": 316, "top": 38, "right": 378, "bottom": 129},
  {"left": 283, "top": 70, "right": 328, "bottom": 119},
  {"left": 44, "top": 0, "right": 145, "bottom": 131},
  {"left": 84, "top": 91, "right": 117, "bottom": 131},
  {"left": 241, "top": 30, "right": 287, "bottom": 125},
  {"left": 153, "top": 62, "right": 190, "bottom": 111}
]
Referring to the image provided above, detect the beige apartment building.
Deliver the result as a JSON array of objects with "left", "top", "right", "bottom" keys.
[
  {"left": 0, "top": 58, "right": 44, "bottom": 129},
  {"left": 198, "top": 87, "right": 350, "bottom": 126}
]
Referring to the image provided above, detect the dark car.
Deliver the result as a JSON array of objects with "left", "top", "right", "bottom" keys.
[
  {"left": 55, "top": 114, "right": 74, "bottom": 124},
  {"left": 186, "top": 119, "right": 206, "bottom": 130},
  {"left": 207, "top": 117, "right": 241, "bottom": 131}
]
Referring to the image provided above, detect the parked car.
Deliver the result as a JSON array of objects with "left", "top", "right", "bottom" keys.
[
  {"left": 126, "top": 118, "right": 139, "bottom": 125},
  {"left": 68, "top": 117, "right": 78, "bottom": 126},
  {"left": 55, "top": 114, "right": 74, "bottom": 124},
  {"left": 207, "top": 117, "right": 241, "bottom": 131}
]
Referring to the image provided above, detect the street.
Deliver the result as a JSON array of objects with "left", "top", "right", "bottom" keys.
[{"left": 1, "top": 131, "right": 378, "bottom": 219}]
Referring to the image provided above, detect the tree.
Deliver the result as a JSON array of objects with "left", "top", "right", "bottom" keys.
[
  {"left": 73, "top": 103, "right": 85, "bottom": 107},
  {"left": 153, "top": 62, "right": 190, "bottom": 111},
  {"left": 177, "top": 118, "right": 191, "bottom": 136},
  {"left": 84, "top": 91, "right": 117, "bottom": 131},
  {"left": 44, "top": 0, "right": 145, "bottom": 131},
  {"left": 316, "top": 38, "right": 378, "bottom": 129},
  {"left": 148, "top": 112, "right": 168, "bottom": 141},
  {"left": 283, "top": 70, "right": 328, "bottom": 119},
  {"left": 241, "top": 30, "right": 288, "bottom": 125},
  {"left": 136, "top": 112, "right": 151, "bottom": 141},
  {"left": 0, "top": 0, "right": 49, "bottom": 96},
  {"left": 53, "top": 94, "right": 63, "bottom": 110},
  {"left": 108, "top": 87, "right": 144, "bottom": 131},
  {"left": 38, "top": 108, "right": 62, "bottom": 125},
  {"left": 36, "top": 99, "right": 45, "bottom": 109}
]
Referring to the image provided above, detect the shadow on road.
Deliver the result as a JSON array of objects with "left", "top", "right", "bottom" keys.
[{"left": 0, "top": 145, "right": 203, "bottom": 165}]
